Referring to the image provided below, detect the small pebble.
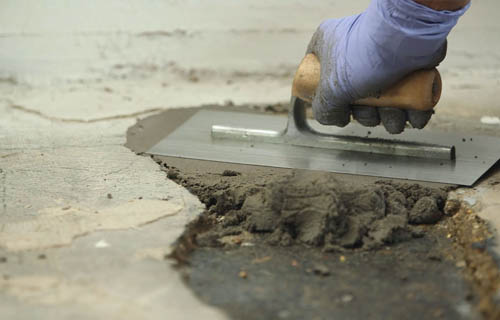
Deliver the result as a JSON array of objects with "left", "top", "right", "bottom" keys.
[
  {"left": 313, "top": 264, "right": 330, "bottom": 276},
  {"left": 427, "top": 253, "right": 442, "bottom": 262},
  {"left": 95, "top": 240, "right": 110, "bottom": 248},
  {"left": 480, "top": 116, "right": 500, "bottom": 125},
  {"left": 222, "top": 170, "right": 240, "bottom": 177},
  {"left": 167, "top": 169, "right": 179, "bottom": 179},
  {"left": 340, "top": 293, "right": 354, "bottom": 303},
  {"left": 409, "top": 197, "right": 443, "bottom": 224},
  {"left": 241, "top": 242, "right": 254, "bottom": 247},
  {"left": 444, "top": 199, "right": 461, "bottom": 216}
]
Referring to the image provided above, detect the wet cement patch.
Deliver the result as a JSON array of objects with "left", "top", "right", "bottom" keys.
[
  {"left": 125, "top": 105, "right": 497, "bottom": 320},
  {"left": 196, "top": 171, "right": 448, "bottom": 251}
]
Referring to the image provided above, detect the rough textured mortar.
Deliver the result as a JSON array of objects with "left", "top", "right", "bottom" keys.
[{"left": 195, "top": 170, "right": 447, "bottom": 251}]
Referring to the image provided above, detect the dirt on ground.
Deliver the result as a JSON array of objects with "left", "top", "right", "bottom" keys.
[{"left": 126, "top": 105, "right": 500, "bottom": 320}]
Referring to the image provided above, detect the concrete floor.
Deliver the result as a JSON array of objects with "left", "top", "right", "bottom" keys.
[{"left": 0, "top": 0, "right": 499, "bottom": 319}]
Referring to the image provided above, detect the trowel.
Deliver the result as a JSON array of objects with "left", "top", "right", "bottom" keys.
[{"left": 148, "top": 54, "right": 500, "bottom": 186}]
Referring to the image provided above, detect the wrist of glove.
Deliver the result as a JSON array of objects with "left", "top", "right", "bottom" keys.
[{"left": 307, "top": 0, "right": 470, "bottom": 134}]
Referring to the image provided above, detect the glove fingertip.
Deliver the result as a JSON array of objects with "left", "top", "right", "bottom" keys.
[
  {"left": 314, "top": 109, "right": 351, "bottom": 127},
  {"left": 312, "top": 98, "right": 351, "bottom": 127},
  {"left": 352, "top": 106, "right": 380, "bottom": 127},
  {"left": 408, "top": 110, "right": 433, "bottom": 129},
  {"left": 379, "top": 107, "right": 407, "bottom": 134}
]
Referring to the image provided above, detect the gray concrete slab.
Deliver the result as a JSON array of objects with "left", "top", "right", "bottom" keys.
[{"left": 0, "top": 99, "right": 228, "bottom": 319}]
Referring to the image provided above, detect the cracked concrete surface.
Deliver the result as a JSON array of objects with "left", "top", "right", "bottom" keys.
[
  {"left": 0, "top": 96, "right": 227, "bottom": 319},
  {"left": 1, "top": 0, "right": 500, "bottom": 319}
]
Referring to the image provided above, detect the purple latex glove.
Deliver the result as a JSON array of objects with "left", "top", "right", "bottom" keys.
[{"left": 307, "top": 0, "right": 470, "bottom": 133}]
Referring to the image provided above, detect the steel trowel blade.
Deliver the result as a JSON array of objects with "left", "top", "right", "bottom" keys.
[{"left": 147, "top": 110, "right": 500, "bottom": 186}]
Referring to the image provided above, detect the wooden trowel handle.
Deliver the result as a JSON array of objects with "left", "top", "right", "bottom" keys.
[{"left": 292, "top": 53, "right": 442, "bottom": 111}]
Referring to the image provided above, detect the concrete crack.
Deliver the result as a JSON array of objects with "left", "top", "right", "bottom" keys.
[
  {"left": 104, "top": 160, "right": 137, "bottom": 177},
  {"left": 8, "top": 103, "right": 164, "bottom": 123},
  {"left": 1, "top": 169, "right": 6, "bottom": 216},
  {"left": 0, "top": 153, "right": 19, "bottom": 159}
]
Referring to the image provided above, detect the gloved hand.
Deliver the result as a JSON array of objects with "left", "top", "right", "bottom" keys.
[{"left": 307, "top": 0, "right": 470, "bottom": 134}]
